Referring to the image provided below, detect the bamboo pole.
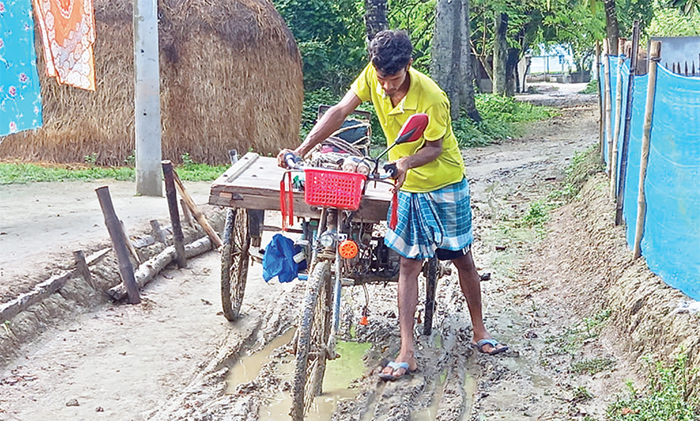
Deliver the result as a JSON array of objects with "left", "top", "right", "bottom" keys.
[
  {"left": 615, "top": 21, "right": 641, "bottom": 226},
  {"left": 120, "top": 220, "right": 141, "bottom": 265},
  {"left": 610, "top": 38, "right": 627, "bottom": 199},
  {"left": 73, "top": 250, "right": 95, "bottom": 289},
  {"left": 95, "top": 186, "right": 140, "bottom": 304},
  {"left": 633, "top": 41, "right": 662, "bottom": 259},
  {"left": 596, "top": 42, "right": 605, "bottom": 165},
  {"left": 172, "top": 170, "right": 224, "bottom": 249},
  {"left": 603, "top": 40, "right": 614, "bottom": 176},
  {"left": 162, "top": 161, "right": 187, "bottom": 268}
]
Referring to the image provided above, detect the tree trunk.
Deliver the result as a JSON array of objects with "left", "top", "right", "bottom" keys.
[
  {"left": 604, "top": 0, "right": 620, "bottom": 55},
  {"left": 432, "top": 0, "right": 481, "bottom": 122},
  {"left": 365, "top": 0, "right": 388, "bottom": 42},
  {"left": 493, "top": 12, "right": 508, "bottom": 95},
  {"left": 432, "top": 0, "right": 461, "bottom": 120},
  {"left": 459, "top": 0, "right": 481, "bottom": 122},
  {"left": 506, "top": 47, "right": 519, "bottom": 96}
]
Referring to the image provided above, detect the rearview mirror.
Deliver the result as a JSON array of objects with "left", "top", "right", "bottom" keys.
[
  {"left": 395, "top": 113, "right": 429, "bottom": 145},
  {"left": 375, "top": 113, "right": 429, "bottom": 161}
]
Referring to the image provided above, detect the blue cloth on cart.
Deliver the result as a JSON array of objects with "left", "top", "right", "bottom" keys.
[{"left": 262, "top": 234, "right": 306, "bottom": 283}]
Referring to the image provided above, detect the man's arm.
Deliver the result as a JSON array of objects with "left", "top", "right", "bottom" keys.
[
  {"left": 278, "top": 90, "right": 362, "bottom": 167},
  {"left": 393, "top": 138, "right": 443, "bottom": 189}
]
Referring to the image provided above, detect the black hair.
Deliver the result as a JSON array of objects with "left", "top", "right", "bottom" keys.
[{"left": 368, "top": 30, "right": 413, "bottom": 76}]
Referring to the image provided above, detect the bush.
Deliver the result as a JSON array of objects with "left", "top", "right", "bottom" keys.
[{"left": 607, "top": 354, "right": 700, "bottom": 421}]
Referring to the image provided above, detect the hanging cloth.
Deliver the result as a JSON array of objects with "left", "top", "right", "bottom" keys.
[
  {"left": 33, "top": 0, "right": 96, "bottom": 91},
  {"left": 0, "top": 0, "right": 44, "bottom": 138}
]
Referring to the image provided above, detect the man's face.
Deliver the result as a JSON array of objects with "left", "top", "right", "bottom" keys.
[{"left": 376, "top": 66, "right": 409, "bottom": 97}]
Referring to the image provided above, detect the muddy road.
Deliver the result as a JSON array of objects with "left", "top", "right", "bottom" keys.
[{"left": 1, "top": 94, "right": 642, "bottom": 420}]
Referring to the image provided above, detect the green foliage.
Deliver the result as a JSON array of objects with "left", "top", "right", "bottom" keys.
[
  {"left": 573, "top": 386, "right": 595, "bottom": 403},
  {"left": 0, "top": 163, "right": 134, "bottom": 184},
  {"left": 549, "top": 146, "right": 603, "bottom": 202},
  {"left": 648, "top": 0, "right": 700, "bottom": 36},
  {"left": 274, "top": 0, "right": 366, "bottom": 93},
  {"left": 580, "top": 79, "right": 599, "bottom": 94},
  {"left": 181, "top": 152, "right": 195, "bottom": 166},
  {"left": 84, "top": 152, "right": 98, "bottom": 165},
  {"left": 545, "top": 308, "right": 612, "bottom": 354},
  {"left": 175, "top": 163, "right": 228, "bottom": 181},
  {"left": 453, "top": 94, "right": 557, "bottom": 148},
  {"left": 387, "top": 0, "right": 437, "bottom": 73},
  {"left": 518, "top": 201, "right": 551, "bottom": 228},
  {"left": 572, "top": 357, "right": 616, "bottom": 375},
  {"left": 0, "top": 162, "right": 227, "bottom": 184},
  {"left": 607, "top": 354, "right": 700, "bottom": 421},
  {"left": 124, "top": 150, "right": 136, "bottom": 167}
]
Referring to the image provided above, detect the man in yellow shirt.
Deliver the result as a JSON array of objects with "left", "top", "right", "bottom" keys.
[{"left": 278, "top": 29, "right": 507, "bottom": 381}]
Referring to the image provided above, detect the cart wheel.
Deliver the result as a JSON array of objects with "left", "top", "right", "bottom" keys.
[
  {"left": 290, "top": 260, "right": 332, "bottom": 421},
  {"left": 221, "top": 208, "right": 251, "bottom": 321},
  {"left": 423, "top": 256, "right": 439, "bottom": 336}
]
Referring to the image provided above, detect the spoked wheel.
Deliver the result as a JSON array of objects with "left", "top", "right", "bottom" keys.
[
  {"left": 290, "top": 260, "right": 332, "bottom": 421},
  {"left": 220, "top": 208, "right": 251, "bottom": 321},
  {"left": 423, "top": 256, "right": 439, "bottom": 336}
]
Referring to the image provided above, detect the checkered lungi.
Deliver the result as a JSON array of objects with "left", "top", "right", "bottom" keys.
[{"left": 384, "top": 177, "right": 474, "bottom": 260}]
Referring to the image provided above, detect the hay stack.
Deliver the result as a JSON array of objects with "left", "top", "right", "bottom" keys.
[{"left": 0, "top": 0, "right": 303, "bottom": 165}]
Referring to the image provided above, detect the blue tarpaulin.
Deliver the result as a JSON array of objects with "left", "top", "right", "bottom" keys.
[
  {"left": 0, "top": 0, "right": 43, "bottom": 138},
  {"left": 602, "top": 57, "right": 700, "bottom": 300}
]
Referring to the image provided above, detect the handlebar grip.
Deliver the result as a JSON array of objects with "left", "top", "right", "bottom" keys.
[
  {"left": 383, "top": 163, "right": 398, "bottom": 179},
  {"left": 284, "top": 153, "right": 300, "bottom": 169}
]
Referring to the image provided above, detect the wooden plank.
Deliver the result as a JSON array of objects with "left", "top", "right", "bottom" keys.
[{"left": 210, "top": 152, "right": 260, "bottom": 186}]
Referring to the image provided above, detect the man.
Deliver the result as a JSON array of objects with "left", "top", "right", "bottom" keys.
[{"left": 278, "top": 29, "right": 507, "bottom": 381}]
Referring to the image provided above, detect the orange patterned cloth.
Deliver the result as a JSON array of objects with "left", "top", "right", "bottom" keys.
[{"left": 33, "top": 0, "right": 95, "bottom": 90}]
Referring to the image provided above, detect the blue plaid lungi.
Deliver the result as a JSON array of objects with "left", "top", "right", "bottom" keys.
[{"left": 384, "top": 178, "right": 473, "bottom": 260}]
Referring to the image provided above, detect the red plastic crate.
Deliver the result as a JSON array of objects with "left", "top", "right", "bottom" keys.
[{"left": 303, "top": 169, "right": 366, "bottom": 211}]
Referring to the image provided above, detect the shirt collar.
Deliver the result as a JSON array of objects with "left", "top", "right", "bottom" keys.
[{"left": 385, "top": 67, "right": 419, "bottom": 115}]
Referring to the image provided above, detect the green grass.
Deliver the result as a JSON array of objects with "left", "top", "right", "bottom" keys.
[
  {"left": 544, "top": 308, "right": 612, "bottom": 355},
  {"left": 572, "top": 357, "right": 616, "bottom": 375},
  {"left": 0, "top": 161, "right": 227, "bottom": 184},
  {"left": 580, "top": 79, "right": 599, "bottom": 95},
  {"left": 607, "top": 354, "right": 699, "bottom": 421}
]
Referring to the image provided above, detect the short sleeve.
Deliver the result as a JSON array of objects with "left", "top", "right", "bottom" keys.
[
  {"left": 350, "top": 64, "right": 373, "bottom": 103},
  {"left": 423, "top": 101, "right": 449, "bottom": 141}
]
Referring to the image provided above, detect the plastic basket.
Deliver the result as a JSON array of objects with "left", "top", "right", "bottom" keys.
[{"left": 303, "top": 169, "right": 366, "bottom": 211}]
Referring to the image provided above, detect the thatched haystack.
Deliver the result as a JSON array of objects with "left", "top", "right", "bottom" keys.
[{"left": 0, "top": 0, "right": 303, "bottom": 165}]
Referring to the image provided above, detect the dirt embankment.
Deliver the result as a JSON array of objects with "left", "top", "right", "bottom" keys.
[{"left": 1, "top": 99, "right": 698, "bottom": 421}]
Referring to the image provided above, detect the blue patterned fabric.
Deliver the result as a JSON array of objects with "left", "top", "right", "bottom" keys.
[
  {"left": 0, "top": 0, "right": 43, "bottom": 138},
  {"left": 384, "top": 178, "right": 473, "bottom": 259}
]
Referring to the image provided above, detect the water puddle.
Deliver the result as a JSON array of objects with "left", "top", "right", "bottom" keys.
[
  {"left": 225, "top": 329, "right": 295, "bottom": 392},
  {"left": 462, "top": 371, "right": 477, "bottom": 419},
  {"left": 413, "top": 369, "right": 448, "bottom": 420},
  {"left": 247, "top": 338, "right": 371, "bottom": 420}
]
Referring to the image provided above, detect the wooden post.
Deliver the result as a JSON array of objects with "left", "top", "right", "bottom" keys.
[
  {"left": 172, "top": 170, "right": 224, "bottom": 249},
  {"left": 615, "top": 21, "right": 640, "bottom": 226},
  {"left": 120, "top": 220, "right": 142, "bottom": 265},
  {"left": 73, "top": 250, "right": 95, "bottom": 289},
  {"left": 180, "top": 198, "right": 193, "bottom": 227},
  {"left": 596, "top": 42, "right": 605, "bottom": 165},
  {"left": 150, "top": 219, "right": 167, "bottom": 244},
  {"left": 162, "top": 161, "right": 187, "bottom": 268},
  {"left": 95, "top": 186, "right": 141, "bottom": 304},
  {"left": 603, "top": 40, "right": 614, "bottom": 176},
  {"left": 633, "top": 41, "right": 661, "bottom": 258},
  {"left": 611, "top": 38, "right": 627, "bottom": 199}
]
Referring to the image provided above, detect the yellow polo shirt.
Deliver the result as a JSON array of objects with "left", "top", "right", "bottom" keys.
[{"left": 350, "top": 63, "right": 465, "bottom": 193}]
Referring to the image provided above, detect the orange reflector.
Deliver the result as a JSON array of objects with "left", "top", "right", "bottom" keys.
[
  {"left": 338, "top": 240, "right": 358, "bottom": 259},
  {"left": 359, "top": 316, "right": 369, "bottom": 326}
]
